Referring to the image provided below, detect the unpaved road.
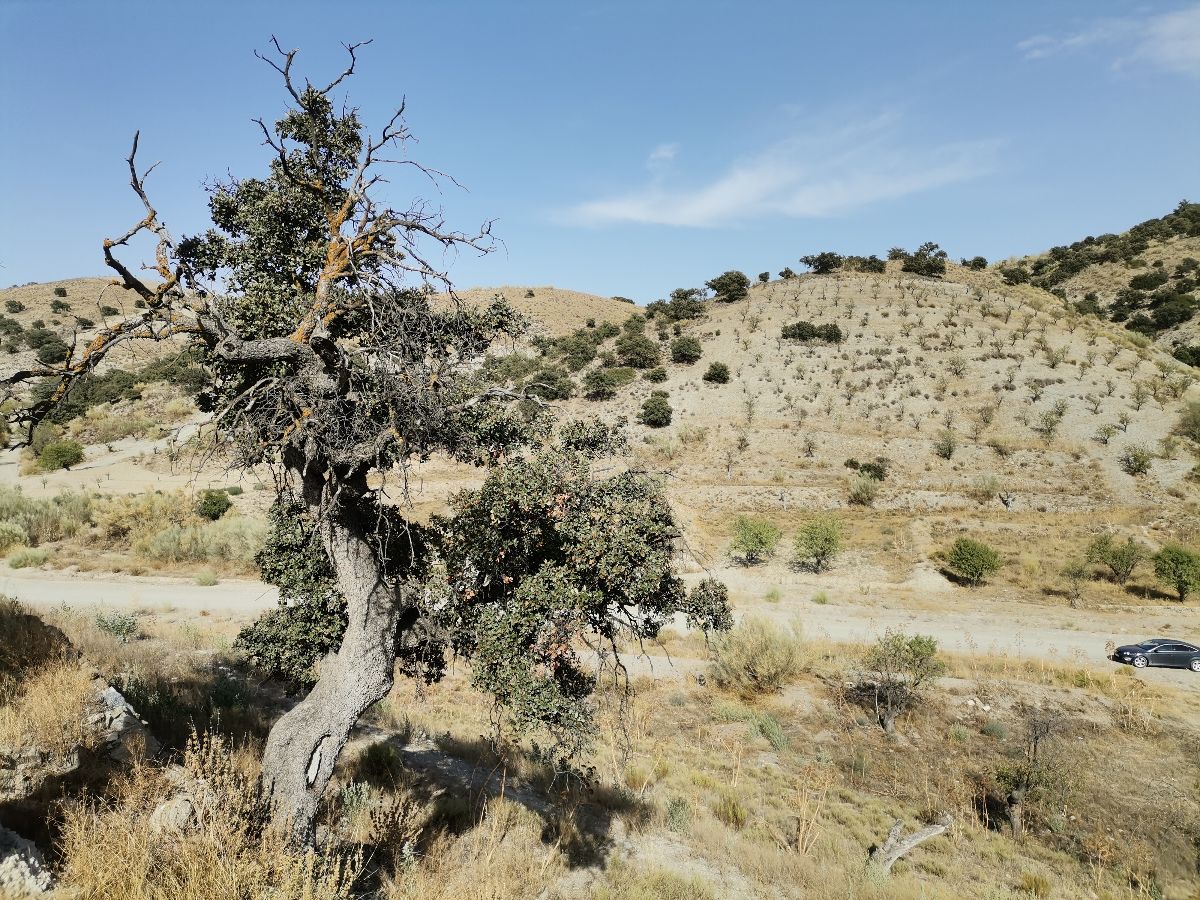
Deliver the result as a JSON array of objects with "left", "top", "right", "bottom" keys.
[{"left": 5, "top": 568, "right": 1197, "bottom": 686}]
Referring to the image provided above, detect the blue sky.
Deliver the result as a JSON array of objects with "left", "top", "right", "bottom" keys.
[{"left": 2, "top": 0, "right": 1198, "bottom": 301}]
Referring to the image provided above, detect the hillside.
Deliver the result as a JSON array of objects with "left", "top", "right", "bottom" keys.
[{"left": 1003, "top": 201, "right": 1200, "bottom": 363}]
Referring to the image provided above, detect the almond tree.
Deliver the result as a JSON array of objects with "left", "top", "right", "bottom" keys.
[{"left": 3, "top": 40, "right": 728, "bottom": 841}]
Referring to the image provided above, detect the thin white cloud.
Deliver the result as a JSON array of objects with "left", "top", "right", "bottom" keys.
[
  {"left": 563, "top": 116, "right": 1000, "bottom": 228},
  {"left": 647, "top": 142, "right": 680, "bottom": 167},
  {"left": 1017, "top": 4, "right": 1200, "bottom": 77}
]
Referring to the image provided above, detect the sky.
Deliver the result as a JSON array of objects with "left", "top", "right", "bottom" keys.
[{"left": 1, "top": 0, "right": 1199, "bottom": 301}]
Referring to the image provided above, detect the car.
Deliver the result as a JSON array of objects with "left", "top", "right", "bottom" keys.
[{"left": 1112, "top": 638, "right": 1200, "bottom": 671}]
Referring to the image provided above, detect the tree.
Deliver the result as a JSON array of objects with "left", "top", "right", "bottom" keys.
[
  {"left": 857, "top": 630, "right": 945, "bottom": 732},
  {"left": 793, "top": 514, "right": 843, "bottom": 572},
  {"left": 1153, "top": 545, "right": 1200, "bottom": 601},
  {"left": 1175, "top": 401, "right": 1200, "bottom": 443},
  {"left": 615, "top": 331, "right": 661, "bottom": 369},
  {"left": 196, "top": 489, "right": 233, "bottom": 520},
  {"left": 669, "top": 334, "right": 702, "bottom": 364},
  {"left": 757, "top": 272, "right": 770, "bottom": 284},
  {"left": 1060, "top": 559, "right": 1088, "bottom": 608},
  {"left": 37, "top": 439, "right": 84, "bottom": 471},
  {"left": 778, "top": 267, "right": 797, "bottom": 280},
  {"left": 962, "top": 256, "right": 988, "bottom": 270},
  {"left": 3, "top": 42, "right": 730, "bottom": 842},
  {"left": 901, "top": 242, "right": 948, "bottom": 278},
  {"left": 799, "top": 252, "right": 843, "bottom": 275},
  {"left": 705, "top": 270, "right": 750, "bottom": 303},
  {"left": 639, "top": 392, "right": 672, "bottom": 427},
  {"left": 944, "top": 537, "right": 1002, "bottom": 586},
  {"left": 1086, "top": 534, "right": 1145, "bottom": 585},
  {"left": 703, "top": 362, "right": 730, "bottom": 384},
  {"left": 730, "top": 515, "right": 782, "bottom": 564}
]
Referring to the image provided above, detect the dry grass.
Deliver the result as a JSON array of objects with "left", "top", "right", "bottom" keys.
[
  {"left": 0, "top": 657, "right": 95, "bottom": 756},
  {"left": 56, "top": 730, "right": 361, "bottom": 900}
]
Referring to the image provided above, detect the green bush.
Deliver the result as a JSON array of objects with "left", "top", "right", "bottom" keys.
[
  {"left": 50, "top": 298, "right": 71, "bottom": 314},
  {"left": 703, "top": 362, "right": 730, "bottom": 384},
  {"left": 1086, "top": 534, "right": 1146, "bottom": 585},
  {"left": 1118, "top": 443, "right": 1153, "bottom": 476},
  {"left": 38, "top": 440, "right": 85, "bottom": 471},
  {"left": 0, "top": 521, "right": 27, "bottom": 552},
  {"left": 1153, "top": 544, "right": 1200, "bottom": 602},
  {"left": 196, "top": 489, "right": 233, "bottom": 521},
  {"left": 52, "top": 287, "right": 67, "bottom": 298},
  {"left": 793, "top": 513, "right": 843, "bottom": 573},
  {"left": 1174, "top": 401, "right": 1200, "bottom": 443},
  {"left": 95, "top": 611, "right": 140, "bottom": 643},
  {"left": 933, "top": 428, "right": 958, "bottom": 460},
  {"left": 642, "top": 367, "right": 667, "bottom": 383},
  {"left": 669, "top": 335, "right": 702, "bottom": 364},
  {"left": 582, "top": 367, "right": 635, "bottom": 400},
  {"left": 858, "top": 630, "right": 945, "bottom": 731},
  {"left": 8, "top": 547, "right": 49, "bottom": 569},
  {"left": 705, "top": 270, "right": 750, "bottom": 303},
  {"left": 615, "top": 332, "right": 660, "bottom": 369},
  {"left": 0, "top": 486, "right": 91, "bottom": 544},
  {"left": 847, "top": 474, "right": 880, "bottom": 506},
  {"left": 4, "top": 300, "right": 24, "bottom": 313},
  {"left": 729, "top": 515, "right": 782, "bottom": 564},
  {"left": 792, "top": 511, "right": 849, "bottom": 573},
  {"left": 525, "top": 367, "right": 574, "bottom": 400},
  {"left": 100, "top": 305, "right": 120, "bottom": 317},
  {"left": 711, "top": 616, "right": 803, "bottom": 698},
  {"left": 639, "top": 393, "right": 672, "bottom": 428},
  {"left": 945, "top": 537, "right": 1002, "bottom": 586}
]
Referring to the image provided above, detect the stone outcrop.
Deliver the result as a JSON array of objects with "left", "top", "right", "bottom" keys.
[{"left": 0, "top": 825, "right": 52, "bottom": 897}]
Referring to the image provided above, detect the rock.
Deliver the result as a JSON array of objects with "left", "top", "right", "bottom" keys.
[
  {"left": 149, "top": 795, "right": 195, "bottom": 834},
  {"left": 92, "top": 681, "right": 161, "bottom": 763},
  {"left": 0, "top": 825, "right": 52, "bottom": 896}
]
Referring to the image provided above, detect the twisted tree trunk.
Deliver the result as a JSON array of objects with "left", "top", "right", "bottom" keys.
[{"left": 259, "top": 500, "right": 402, "bottom": 842}]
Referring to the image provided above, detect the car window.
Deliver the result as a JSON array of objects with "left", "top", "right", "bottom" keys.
[
  {"left": 1159, "top": 644, "right": 1188, "bottom": 652},
  {"left": 1137, "top": 641, "right": 1161, "bottom": 649}
]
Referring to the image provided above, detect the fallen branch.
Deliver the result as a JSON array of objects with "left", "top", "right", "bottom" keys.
[{"left": 868, "top": 814, "right": 952, "bottom": 874}]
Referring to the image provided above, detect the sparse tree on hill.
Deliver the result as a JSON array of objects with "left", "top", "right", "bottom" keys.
[
  {"left": 945, "top": 537, "right": 1002, "bottom": 586},
  {"left": 1153, "top": 545, "right": 1200, "bottom": 602},
  {"left": 705, "top": 270, "right": 750, "bottom": 303},
  {"left": 2, "top": 41, "right": 730, "bottom": 842},
  {"left": 1086, "top": 534, "right": 1146, "bottom": 586},
  {"left": 857, "top": 630, "right": 945, "bottom": 733},
  {"left": 757, "top": 271, "right": 770, "bottom": 284},
  {"left": 793, "top": 513, "right": 843, "bottom": 572},
  {"left": 730, "top": 515, "right": 782, "bottom": 564},
  {"left": 778, "top": 267, "right": 797, "bottom": 280},
  {"left": 800, "top": 252, "right": 843, "bottom": 275}
]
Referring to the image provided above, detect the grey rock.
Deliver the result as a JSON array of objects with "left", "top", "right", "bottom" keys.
[{"left": 0, "top": 825, "right": 52, "bottom": 896}]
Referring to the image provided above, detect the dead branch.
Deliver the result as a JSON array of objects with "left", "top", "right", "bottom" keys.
[{"left": 868, "top": 814, "right": 952, "bottom": 874}]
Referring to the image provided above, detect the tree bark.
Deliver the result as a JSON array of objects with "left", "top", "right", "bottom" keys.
[
  {"left": 259, "top": 500, "right": 402, "bottom": 843},
  {"left": 868, "top": 815, "right": 952, "bottom": 874}
]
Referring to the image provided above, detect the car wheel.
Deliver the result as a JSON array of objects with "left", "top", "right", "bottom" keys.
[
  {"left": 1190, "top": 659, "right": 1200, "bottom": 673},
  {"left": 1133, "top": 655, "right": 1149, "bottom": 668}
]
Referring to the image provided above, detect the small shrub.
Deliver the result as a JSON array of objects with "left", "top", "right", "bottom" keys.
[
  {"left": 754, "top": 713, "right": 789, "bottom": 751},
  {"left": 1086, "top": 534, "right": 1146, "bottom": 585},
  {"left": 847, "top": 474, "right": 880, "bottom": 506},
  {"left": 665, "top": 796, "right": 693, "bottom": 833},
  {"left": 195, "top": 570, "right": 219, "bottom": 587},
  {"left": 1118, "top": 443, "right": 1153, "bottom": 476},
  {"left": 945, "top": 537, "right": 1002, "bottom": 586},
  {"left": 793, "top": 513, "right": 843, "bottom": 572},
  {"left": 50, "top": 298, "right": 71, "bottom": 314},
  {"left": 94, "top": 611, "right": 140, "bottom": 643},
  {"left": 932, "top": 428, "right": 958, "bottom": 460},
  {"left": 858, "top": 629, "right": 945, "bottom": 731},
  {"left": 711, "top": 793, "right": 748, "bottom": 828},
  {"left": 729, "top": 515, "right": 781, "bottom": 564},
  {"left": 38, "top": 440, "right": 85, "bottom": 471},
  {"left": 0, "top": 521, "right": 28, "bottom": 552},
  {"left": 639, "top": 393, "right": 672, "bottom": 428},
  {"left": 669, "top": 335, "right": 702, "bottom": 364},
  {"left": 642, "top": 366, "right": 667, "bottom": 383},
  {"left": 53, "top": 286, "right": 67, "bottom": 298},
  {"left": 702, "top": 361, "right": 730, "bottom": 384},
  {"left": 711, "top": 616, "right": 803, "bottom": 698},
  {"left": 195, "top": 489, "right": 233, "bottom": 521},
  {"left": 4, "top": 300, "right": 24, "bottom": 313},
  {"left": 8, "top": 547, "right": 49, "bottom": 569},
  {"left": 981, "top": 719, "right": 1008, "bottom": 739}
]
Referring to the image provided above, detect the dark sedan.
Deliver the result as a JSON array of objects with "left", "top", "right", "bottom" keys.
[{"left": 1112, "top": 638, "right": 1200, "bottom": 671}]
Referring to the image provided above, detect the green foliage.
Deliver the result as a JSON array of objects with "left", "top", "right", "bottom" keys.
[
  {"left": 899, "top": 242, "right": 948, "bottom": 277},
  {"left": 582, "top": 367, "right": 635, "bottom": 400},
  {"left": 1085, "top": 534, "right": 1145, "bottom": 585},
  {"left": 792, "top": 513, "right": 843, "bottom": 573},
  {"left": 427, "top": 430, "right": 731, "bottom": 754},
  {"left": 844, "top": 254, "right": 886, "bottom": 273},
  {"left": 729, "top": 515, "right": 781, "bottom": 564},
  {"left": 757, "top": 272, "right": 770, "bottom": 284},
  {"left": 669, "top": 335, "right": 702, "bottom": 364},
  {"left": 52, "top": 287, "right": 67, "bottom": 298},
  {"left": 932, "top": 428, "right": 958, "bottom": 460},
  {"left": 945, "top": 537, "right": 1002, "bottom": 586},
  {"left": 799, "top": 252, "right": 843, "bottom": 274},
  {"left": 646, "top": 288, "right": 705, "bottom": 322},
  {"left": 642, "top": 367, "right": 667, "bottom": 384},
  {"left": 8, "top": 547, "right": 49, "bottom": 569},
  {"left": 998, "top": 265, "right": 1030, "bottom": 285},
  {"left": 525, "top": 367, "right": 575, "bottom": 401},
  {"left": 614, "top": 331, "right": 660, "bottom": 369},
  {"left": 858, "top": 629, "right": 945, "bottom": 730},
  {"left": 0, "top": 521, "right": 27, "bottom": 553},
  {"left": 780, "top": 320, "right": 843, "bottom": 343},
  {"left": 963, "top": 256, "right": 988, "bottom": 270},
  {"left": 847, "top": 474, "right": 880, "bottom": 506},
  {"left": 1118, "top": 443, "right": 1153, "bottom": 476},
  {"left": 4, "top": 300, "right": 24, "bottom": 313},
  {"left": 38, "top": 440, "right": 84, "bottom": 471},
  {"left": 1174, "top": 401, "right": 1200, "bottom": 443},
  {"left": 702, "top": 362, "right": 730, "bottom": 384},
  {"left": 664, "top": 796, "right": 692, "bottom": 833},
  {"left": 638, "top": 392, "right": 672, "bottom": 428},
  {"left": 705, "top": 270, "right": 750, "bottom": 303},
  {"left": 195, "top": 489, "right": 233, "bottom": 521},
  {"left": 50, "top": 298, "right": 71, "bottom": 314},
  {"left": 778, "top": 267, "right": 796, "bottom": 279},
  {"left": 710, "top": 616, "right": 803, "bottom": 698},
  {"left": 94, "top": 611, "right": 140, "bottom": 643},
  {"left": 235, "top": 500, "right": 347, "bottom": 688},
  {"left": 1152, "top": 544, "right": 1200, "bottom": 602}
]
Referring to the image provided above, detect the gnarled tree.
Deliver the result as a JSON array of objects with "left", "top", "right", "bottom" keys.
[{"left": 4, "top": 40, "right": 729, "bottom": 841}]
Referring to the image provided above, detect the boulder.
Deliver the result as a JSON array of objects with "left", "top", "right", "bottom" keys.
[{"left": 0, "top": 824, "right": 51, "bottom": 896}]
